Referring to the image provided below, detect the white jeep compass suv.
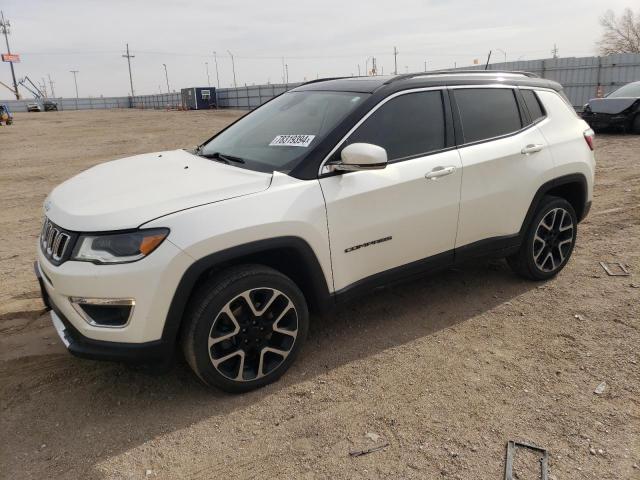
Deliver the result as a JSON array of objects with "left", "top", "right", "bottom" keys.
[{"left": 35, "top": 71, "right": 595, "bottom": 392}]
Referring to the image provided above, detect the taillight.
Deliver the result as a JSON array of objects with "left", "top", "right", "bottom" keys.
[{"left": 584, "top": 128, "right": 595, "bottom": 151}]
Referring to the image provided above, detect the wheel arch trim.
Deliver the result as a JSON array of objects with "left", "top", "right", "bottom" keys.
[
  {"left": 520, "top": 173, "right": 589, "bottom": 238},
  {"left": 161, "top": 236, "right": 331, "bottom": 346}
]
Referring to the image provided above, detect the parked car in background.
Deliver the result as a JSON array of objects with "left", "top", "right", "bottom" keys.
[
  {"left": 581, "top": 80, "right": 640, "bottom": 133},
  {"left": 35, "top": 71, "right": 595, "bottom": 392},
  {"left": 0, "top": 104, "right": 13, "bottom": 125},
  {"left": 44, "top": 100, "right": 58, "bottom": 111},
  {"left": 26, "top": 103, "right": 42, "bottom": 112}
]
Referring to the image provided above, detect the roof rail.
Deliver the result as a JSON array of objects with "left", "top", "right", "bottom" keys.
[
  {"left": 298, "top": 76, "right": 350, "bottom": 86},
  {"left": 384, "top": 70, "right": 539, "bottom": 84}
]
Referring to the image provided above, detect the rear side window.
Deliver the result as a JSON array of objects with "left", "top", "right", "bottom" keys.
[
  {"left": 521, "top": 89, "right": 545, "bottom": 122},
  {"left": 345, "top": 90, "right": 446, "bottom": 161},
  {"left": 454, "top": 88, "right": 522, "bottom": 143}
]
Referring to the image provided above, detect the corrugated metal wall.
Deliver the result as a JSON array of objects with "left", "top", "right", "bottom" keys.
[
  {"left": 3, "top": 54, "right": 638, "bottom": 112},
  {"left": 455, "top": 53, "right": 640, "bottom": 107},
  {"left": 215, "top": 83, "right": 302, "bottom": 109},
  {"left": 2, "top": 93, "right": 181, "bottom": 112}
]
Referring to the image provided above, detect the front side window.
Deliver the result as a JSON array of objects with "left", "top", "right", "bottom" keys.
[
  {"left": 201, "top": 91, "right": 369, "bottom": 173},
  {"left": 454, "top": 88, "right": 523, "bottom": 143},
  {"left": 344, "top": 90, "right": 446, "bottom": 161}
]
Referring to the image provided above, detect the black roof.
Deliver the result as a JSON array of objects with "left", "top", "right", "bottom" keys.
[{"left": 293, "top": 71, "right": 563, "bottom": 94}]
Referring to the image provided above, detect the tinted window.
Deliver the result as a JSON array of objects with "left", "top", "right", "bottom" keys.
[
  {"left": 201, "top": 91, "right": 368, "bottom": 173},
  {"left": 454, "top": 88, "right": 522, "bottom": 143},
  {"left": 521, "top": 89, "right": 545, "bottom": 122},
  {"left": 345, "top": 91, "right": 445, "bottom": 161}
]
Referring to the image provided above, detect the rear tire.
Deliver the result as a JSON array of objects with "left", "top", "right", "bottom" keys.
[
  {"left": 507, "top": 196, "right": 577, "bottom": 280},
  {"left": 181, "top": 264, "right": 309, "bottom": 393}
]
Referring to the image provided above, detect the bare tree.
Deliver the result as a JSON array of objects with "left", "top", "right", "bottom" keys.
[{"left": 597, "top": 8, "right": 640, "bottom": 55}]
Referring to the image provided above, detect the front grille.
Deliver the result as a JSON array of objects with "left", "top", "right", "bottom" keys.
[{"left": 40, "top": 218, "right": 76, "bottom": 265}]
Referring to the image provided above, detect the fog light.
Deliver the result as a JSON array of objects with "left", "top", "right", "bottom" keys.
[{"left": 70, "top": 297, "right": 135, "bottom": 328}]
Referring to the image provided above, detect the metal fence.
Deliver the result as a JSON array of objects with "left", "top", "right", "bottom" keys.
[
  {"left": 215, "top": 83, "right": 301, "bottom": 109},
  {"left": 2, "top": 54, "right": 639, "bottom": 112},
  {"left": 2, "top": 93, "right": 182, "bottom": 112},
  {"left": 456, "top": 53, "right": 640, "bottom": 107}
]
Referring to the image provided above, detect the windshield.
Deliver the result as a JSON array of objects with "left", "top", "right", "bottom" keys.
[
  {"left": 607, "top": 82, "right": 640, "bottom": 98},
  {"left": 201, "top": 90, "right": 368, "bottom": 173}
]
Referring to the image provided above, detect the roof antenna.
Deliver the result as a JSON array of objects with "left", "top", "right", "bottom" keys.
[{"left": 484, "top": 50, "right": 492, "bottom": 70}]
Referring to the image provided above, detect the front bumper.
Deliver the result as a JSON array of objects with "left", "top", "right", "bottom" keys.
[
  {"left": 580, "top": 112, "right": 630, "bottom": 129},
  {"left": 35, "top": 234, "right": 193, "bottom": 362},
  {"left": 35, "top": 261, "right": 171, "bottom": 363}
]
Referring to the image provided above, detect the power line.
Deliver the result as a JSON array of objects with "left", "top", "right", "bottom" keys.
[{"left": 122, "top": 43, "right": 135, "bottom": 96}]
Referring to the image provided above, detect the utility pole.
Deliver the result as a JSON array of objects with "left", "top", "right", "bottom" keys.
[
  {"left": 393, "top": 46, "right": 398, "bottom": 75},
  {"left": 48, "top": 74, "right": 55, "bottom": 97},
  {"left": 122, "top": 43, "right": 135, "bottom": 96},
  {"left": 0, "top": 10, "right": 19, "bottom": 99},
  {"left": 227, "top": 50, "right": 237, "bottom": 88},
  {"left": 205, "top": 62, "right": 210, "bottom": 87},
  {"left": 551, "top": 43, "right": 559, "bottom": 58},
  {"left": 357, "top": 64, "right": 360, "bottom": 76},
  {"left": 285, "top": 63, "right": 289, "bottom": 84},
  {"left": 70, "top": 70, "right": 79, "bottom": 109},
  {"left": 162, "top": 63, "right": 170, "bottom": 93},
  {"left": 496, "top": 48, "right": 507, "bottom": 63},
  {"left": 213, "top": 51, "right": 220, "bottom": 88},
  {"left": 424, "top": 60, "right": 427, "bottom": 72}
]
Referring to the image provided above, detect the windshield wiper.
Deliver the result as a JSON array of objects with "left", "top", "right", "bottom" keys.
[{"left": 198, "top": 151, "right": 246, "bottom": 164}]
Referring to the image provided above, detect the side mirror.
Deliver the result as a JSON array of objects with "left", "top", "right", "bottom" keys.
[{"left": 334, "top": 143, "right": 388, "bottom": 172}]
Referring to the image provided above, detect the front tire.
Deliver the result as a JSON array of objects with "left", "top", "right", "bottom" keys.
[
  {"left": 507, "top": 196, "right": 577, "bottom": 280},
  {"left": 181, "top": 265, "right": 308, "bottom": 393}
]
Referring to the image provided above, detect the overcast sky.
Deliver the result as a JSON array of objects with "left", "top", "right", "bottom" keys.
[{"left": 0, "top": 0, "right": 633, "bottom": 98}]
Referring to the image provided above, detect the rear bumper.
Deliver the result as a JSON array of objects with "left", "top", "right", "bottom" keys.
[{"left": 35, "top": 261, "right": 173, "bottom": 364}]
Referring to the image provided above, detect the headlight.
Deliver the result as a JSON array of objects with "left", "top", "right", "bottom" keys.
[{"left": 71, "top": 228, "right": 169, "bottom": 264}]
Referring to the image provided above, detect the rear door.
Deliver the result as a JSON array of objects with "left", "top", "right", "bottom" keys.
[
  {"left": 319, "top": 89, "right": 462, "bottom": 292},
  {"left": 451, "top": 87, "right": 555, "bottom": 249}
]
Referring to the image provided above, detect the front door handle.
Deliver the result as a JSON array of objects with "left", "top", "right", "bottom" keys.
[
  {"left": 521, "top": 144, "right": 544, "bottom": 155},
  {"left": 425, "top": 166, "right": 456, "bottom": 179}
]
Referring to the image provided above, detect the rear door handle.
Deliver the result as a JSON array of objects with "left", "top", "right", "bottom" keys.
[
  {"left": 521, "top": 144, "right": 544, "bottom": 155},
  {"left": 425, "top": 166, "right": 456, "bottom": 179}
]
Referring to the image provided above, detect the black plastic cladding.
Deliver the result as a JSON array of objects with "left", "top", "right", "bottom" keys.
[{"left": 287, "top": 73, "right": 564, "bottom": 180}]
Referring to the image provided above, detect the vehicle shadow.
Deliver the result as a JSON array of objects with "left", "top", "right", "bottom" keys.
[{"left": 1, "top": 258, "right": 540, "bottom": 478}]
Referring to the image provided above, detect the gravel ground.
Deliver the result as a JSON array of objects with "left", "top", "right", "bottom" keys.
[{"left": 0, "top": 109, "right": 638, "bottom": 479}]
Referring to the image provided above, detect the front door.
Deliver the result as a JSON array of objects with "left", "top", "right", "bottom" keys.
[{"left": 319, "top": 90, "right": 462, "bottom": 293}]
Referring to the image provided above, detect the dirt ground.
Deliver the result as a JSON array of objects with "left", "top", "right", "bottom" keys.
[{"left": 0, "top": 109, "right": 638, "bottom": 480}]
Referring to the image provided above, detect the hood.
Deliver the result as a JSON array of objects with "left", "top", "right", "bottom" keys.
[
  {"left": 587, "top": 97, "right": 638, "bottom": 114},
  {"left": 46, "top": 149, "right": 272, "bottom": 231}
]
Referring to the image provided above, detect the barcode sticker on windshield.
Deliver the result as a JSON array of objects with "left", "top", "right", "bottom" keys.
[{"left": 269, "top": 134, "right": 316, "bottom": 147}]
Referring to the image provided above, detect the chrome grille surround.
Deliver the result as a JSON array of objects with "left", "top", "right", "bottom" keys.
[{"left": 40, "top": 218, "right": 74, "bottom": 264}]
